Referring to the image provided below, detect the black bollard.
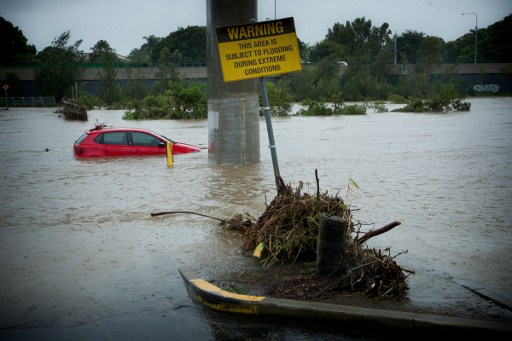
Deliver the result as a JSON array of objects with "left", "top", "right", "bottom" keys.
[{"left": 316, "top": 212, "right": 348, "bottom": 275}]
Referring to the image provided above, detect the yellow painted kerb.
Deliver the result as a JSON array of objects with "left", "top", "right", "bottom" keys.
[{"left": 191, "top": 278, "right": 265, "bottom": 302}]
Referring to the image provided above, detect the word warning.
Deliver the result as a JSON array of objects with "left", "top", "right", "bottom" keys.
[{"left": 215, "top": 17, "right": 302, "bottom": 82}]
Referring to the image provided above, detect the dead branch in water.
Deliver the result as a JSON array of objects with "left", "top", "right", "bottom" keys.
[
  {"left": 151, "top": 210, "right": 224, "bottom": 223},
  {"left": 356, "top": 221, "right": 401, "bottom": 245}
]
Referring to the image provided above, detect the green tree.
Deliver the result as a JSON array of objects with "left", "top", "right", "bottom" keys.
[
  {"left": 127, "top": 35, "right": 162, "bottom": 64},
  {"left": 297, "top": 38, "right": 311, "bottom": 64},
  {"left": 478, "top": 14, "right": 512, "bottom": 63},
  {"left": 123, "top": 36, "right": 161, "bottom": 102},
  {"left": 121, "top": 63, "right": 152, "bottom": 103},
  {"left": 0, "top": 17, "right": 37, "bottom": 65},
  {"left": 444, "top": 14, "right": 511, "bottom": 63},
  {"left": 280, "top": 58, "right": 341, "bottom": 102},
  {"left": 90, "top": 40, "right": 121, "bottom": 105},
  {"left": 152, "top": 26, "right": 206, "bottom": 64},
  {"left": 312, "top": 17, "right": 391, "bottom": 65},
  {"left": 153, "top": 48, "right": 182, "bottom": 93},
  {"left": 122, "top": 67, "right": 149, "bottom": 103},
  {"left": 35, "top": 31, "right": 83, "bottom": 101},
  {"left": 326, "top": 21, "right": 355, "bottom": 47},
  {"left": 342, "top": 66, "right": 394, "bottom": 100},
  {"left": 417, "top": 36, "right": 444, "bottom": 64},
  {"left": 261, "top": 82, "right": 293, "bottom": 116},
  {"left": 309, "top": 40, "right": 346, "bottom": 64},
  {"left": 315, "top": 56, "right": 345, "bottom": 97},
  {"left": 323, "top": 18, "right": 393, "bottom": 100},
  {"left": 89, "top": 40, "right": 118, "bottom": 63},
  {"left": 416, "top": 36, "right": 445, "bottom": 74},
  {"left": 396, "top": 31, "right": 425, "bottom": 64},
  {"left": 279, "top": 67, "right": 319, "bottom": 101}
]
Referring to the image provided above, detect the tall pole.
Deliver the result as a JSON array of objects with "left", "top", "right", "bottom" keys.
[
  {"left": 2, "top": 83, "right": 8, "bottom": 109},
  {"left": 260, "top": 77, "right": 281, "bottom": 192},
  {"left": 462, "top": 12, "right": 478, "bottom": 64},
  {"left": 394, "top": 33, "right": 397, "bottom": 65}
]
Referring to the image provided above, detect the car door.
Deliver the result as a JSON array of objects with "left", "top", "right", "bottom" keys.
[
  {"left": 95, "top": 131, "right": 132, "bottom": 156},
  {"left": 129, "top": 131, "right": 166, "bottom": 156}
]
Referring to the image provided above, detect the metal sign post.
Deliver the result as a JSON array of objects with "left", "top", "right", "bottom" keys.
[
  {"left": 3, "top": 84, "right": 8, "bottom": 109},
  {"left": 259, "top": 77, "right": 281, "bottom": 191}
]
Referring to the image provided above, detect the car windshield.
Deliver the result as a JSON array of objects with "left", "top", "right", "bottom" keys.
[{"left": 159, "top": 134, "right": 176, "bottom": 144}]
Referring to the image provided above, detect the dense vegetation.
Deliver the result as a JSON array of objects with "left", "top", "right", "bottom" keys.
[{"left": 1, "top": 14, "right": 511, "bottom": 116}]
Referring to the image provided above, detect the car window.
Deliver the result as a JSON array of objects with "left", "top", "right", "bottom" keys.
[
  {"left": 75, "top": 133, "right": 88, "bottom": 144},
  {"left": 95, "top": 132, "right": 128, "bottom": 145},
  {"left": 131, "top": 132, "right": 162, "bottom": 146}
]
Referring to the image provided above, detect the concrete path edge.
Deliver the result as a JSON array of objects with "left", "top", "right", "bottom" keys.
[{"left": 178, "top": 267, "right": 512, "bottom": 336}]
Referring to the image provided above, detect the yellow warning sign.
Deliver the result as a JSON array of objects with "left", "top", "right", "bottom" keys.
[{"left": 215, "top": 17, "right": 302, "bottom": 82}]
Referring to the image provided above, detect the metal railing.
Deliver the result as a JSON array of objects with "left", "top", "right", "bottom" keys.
[
  {"left": 0, "top": 62, "right": 208, "bottom": 68},
  {"left": 79, "top": 62, "right": 207, "bottom": 68},
  {"left": 0, "top": 97, "right": 56, "bottom": 107}
]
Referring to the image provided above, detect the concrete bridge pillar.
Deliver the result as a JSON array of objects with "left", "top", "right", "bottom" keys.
[{"left": 206, "top": 0, "right": 260, "bottom": 165}]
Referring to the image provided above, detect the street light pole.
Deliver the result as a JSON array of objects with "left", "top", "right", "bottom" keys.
[
  {"left": 462, "top": 12, "right": 478, "bottom": 64},
  {"left": 394, "top": 32, "right": 397, "bottom": 65}
]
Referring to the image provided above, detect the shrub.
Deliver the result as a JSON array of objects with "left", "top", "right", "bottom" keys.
[
  {"left": 75, "top": 93, "right": 102, "bottom": 110},
  {"left": 297, "top": 100, "right": 334, "bottom": 116},
  {"left": 123, "top": 81, "right": 206, "bottom": 119}
]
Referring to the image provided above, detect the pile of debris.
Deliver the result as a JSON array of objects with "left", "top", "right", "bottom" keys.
[
  {"left": 223, "top": 176, "right": 410, "bottom": 301},
  {"left": 57, "top": 98, "right": 88, "bottom": 121}
]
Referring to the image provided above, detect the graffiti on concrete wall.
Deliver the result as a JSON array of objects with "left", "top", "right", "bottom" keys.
[{"left": 473, "top": 84, "right": 500, "bottom": 93}]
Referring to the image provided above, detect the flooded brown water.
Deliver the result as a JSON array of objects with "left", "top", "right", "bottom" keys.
[{"left": 0, "top": 97, "right": 511, "bottom": 339}]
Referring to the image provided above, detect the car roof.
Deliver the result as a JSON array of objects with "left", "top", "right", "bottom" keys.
[{"left": 86, "top": 127, "right": 162, "bottom": 135}]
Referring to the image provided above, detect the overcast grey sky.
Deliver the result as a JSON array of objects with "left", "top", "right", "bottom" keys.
[{"left": 1, "top": 0, "right": 511, "bottom": 56}]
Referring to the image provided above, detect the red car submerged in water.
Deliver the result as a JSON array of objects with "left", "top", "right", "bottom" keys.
[{"left": 73, "top": 125, "right": 201, "bottom": 158}]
